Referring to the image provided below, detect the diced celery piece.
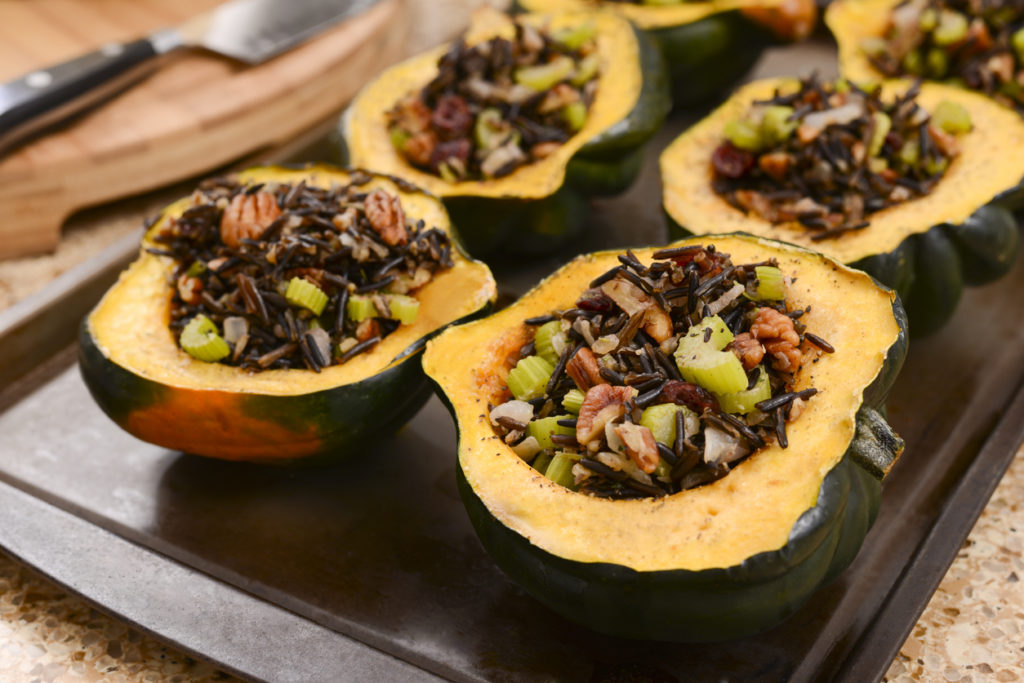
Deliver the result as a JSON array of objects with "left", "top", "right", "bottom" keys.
[
  {"left": 676, "top": 345, "right": 747, "bottom": 394},
  {"left": 639, "top": 403, "right": 696, "bottom": 446},
  {"left": 515, "top": 56, "right": 575, "bottom": 91},
  {"left": 716, "top": 368, "right": 771, "bottom": 414},
  {"left": 899, "top": 139, "right": 920, "bottom": 166},
  {"left": 561, "top": 388, "right": 585, "bottom": 414},
  {"left": 563, "top": 101, "right": 587, "bottom": 132},
  {"left": 869, "top": 112, "right": 891, "bottom": 157},
  {"left": 438, "top": 162, "right": 459, "bottom": 184},
  {"left": 868, "top": 157, "right": 889, "bottom": 174},
  {"left": 1013, "top": 27, "right": 1024, "bottom": 60},
  {"left": 571, "top": 53, "right": 600, "bottom": 87},
  {"left": 933, "top": 10, "right": 968, "bottom": 46},
  {"left": 924, "top": 155, "right": 949, "bottom": 176},
  {"left": 679, "top": 315, "right": 734, "bottom": 352},
  {"left": 346, "top": 294, "right": 378, "bottom": 322},
  {"left": 534, "top": 320, "right": 563, "bottom": 364},
  {"left": 919, "top": 8, "right": 937, "bottom": 31},
  {"left": 533, "top": 451, "right": 554, "bottom": 474},
  {"left": 544, "top": 452, "right": 579, "bottom": 489},
  {"left": 526, "top": 415, "right": 576, "bottom": 450},
  {"left": 179, "top": 315, "right": 230, "bottom": 362},
  {"left": 927, "top": 48, "right": 948, "bottom": 78},
  {"left": 185, "top": 260, "right": 207, "bottom": 277},
  {"left": 932, "top": 100, "right": 972, "bottom": 135},
  {"left": 474, "top": 108, "right": 507, "bottom": 150},
  {"left": 389, "top": 126, "right": 410, "bottom": 152},
  {"left": 388, "top": 294, "right": 419, "bottom": 324},
  {"left": 285, "top": 277, "right": 328, "bottom": 316},
  {"left": 754, "top": 266, "right": 785, "bottom": 301},
  {"left": 553, "top": 22, "right": 595, "bottom": 50},
  {"left": 507, "top": 355, "right": 555, "bottom": 401},
  {"left": 760, "top": 106, "right": 797, "bottom": 146},
  {"left": 723, "top": 119, "right": 762, "bottom": 152},
  {"left": 834, "top": 78, "right": 851, "bottom": 94},
  {"left": 902, "top": 49, "right": 924, "bottom": 76}
]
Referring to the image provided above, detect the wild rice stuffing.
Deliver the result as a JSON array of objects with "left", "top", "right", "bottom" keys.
[
  {"left": 150, "top": 174, "right": 453, "bottom": 371},
  {"left": 490, "top": 245, "right": 830, "bottom": 499}
]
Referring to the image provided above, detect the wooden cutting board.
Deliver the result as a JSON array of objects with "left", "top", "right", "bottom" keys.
[{"left": 0, "top": 0, "right": 409, "bottom": 260}]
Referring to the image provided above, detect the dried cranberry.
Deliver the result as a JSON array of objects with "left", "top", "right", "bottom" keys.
[
  {"left": 711, "top": 143, "right": 755, "bottom": 179},
  {"left": 431, "top": 94, "right": 472, "bottom": 138},
  {"left": 660, "top": 381, "right": 720, "bottom": 413},
  {"left": 430, "top": 138, "right": 471, "bottom": 172},
  {"left": 576, "top": 288, "right": 614, "bottom": 312}
]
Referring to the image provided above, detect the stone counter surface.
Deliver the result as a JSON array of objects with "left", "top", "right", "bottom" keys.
[{"left": 1, "top": 0, "right": 1023, "bottom": 680}]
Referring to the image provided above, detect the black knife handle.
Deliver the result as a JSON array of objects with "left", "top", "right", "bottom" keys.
[{"left": 0, "top": 37, "right": 170, "bottom": 155}]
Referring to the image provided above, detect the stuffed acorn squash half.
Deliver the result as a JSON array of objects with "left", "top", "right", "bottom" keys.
[
  {"left": 514, "top": 0, "right": 817, "bottom": 105},
  {"left": 828, "top": 0, "right": 1024, "bottom": 114},
  {"left": 340, "top": 7, "right": 670, "bottom": 256},
  {"left": 79, "top": 165, "right": 496, "bottom": 462},
  {"left": 423, "top": 234, "right": 907, "bottom": 641},
  {"left": 661, "top": 76, "right": 1024, "bottom": 336}
]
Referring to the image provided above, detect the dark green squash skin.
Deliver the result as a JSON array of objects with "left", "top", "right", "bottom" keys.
[
  {"left": 440, "top": 289, "right": 908, "bottom": 642},
  {"left": 669, "top": 190, "right": 1022, "bottom": 337},
  {"left": 335, "top": 25, "right": 670, "bottom": 258},
  {"left": 78, "top": 322, "right": 435, "bottom": 463},
  {"left": 647, "top": 11, "right": 770, "bottom": 106}
]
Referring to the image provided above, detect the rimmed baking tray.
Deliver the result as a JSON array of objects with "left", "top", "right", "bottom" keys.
[{"left": 2, "top": 45, "right": 1024, "bottom": 683}]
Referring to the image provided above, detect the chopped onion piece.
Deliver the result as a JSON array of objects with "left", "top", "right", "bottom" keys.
[
  {"left": 490, "top": 400, "right": 535, "bottom": 427},
  {"left": 708, "top": 283, "right": 746, "bottom": 316},
  {"left": 511, "top": 436, "right": 541, "bottom": 462},
  {"left": 703, "top": 426, "right": 750, "bottom": 465}
]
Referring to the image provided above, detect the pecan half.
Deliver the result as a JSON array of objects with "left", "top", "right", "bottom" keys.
[
  {"left": 576, "top": 384, "right": 635, "bottom": 446},
  {"left": 727, "top": 332, "right": 766, "bottom": 370},
  {"left": 365, "top": 189, "right": 408, "bottom": 246},
  {"left": 566, "top": 346, "right": 604, "bottom": 392},
  {"left": 220, "top": 192, "right": 281, "bottom": 248},
  {"left": 613, "top": 422, "right": 660, "bottom": 474},
  {"left": 750, "top": 307, "right": 801, "bottom": 372}
]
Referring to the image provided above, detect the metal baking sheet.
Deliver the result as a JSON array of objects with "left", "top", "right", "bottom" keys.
[{"left": 3, "top": 40, "right": 1024, "bottom": 682}]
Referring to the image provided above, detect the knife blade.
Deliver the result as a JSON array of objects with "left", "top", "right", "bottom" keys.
[{"left": 0, "top": 0, "right": 379, "bottom": 155}]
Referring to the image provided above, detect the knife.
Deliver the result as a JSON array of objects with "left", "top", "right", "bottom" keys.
[{"left": 0, "top": 0, "right": 378, "bottom": 155}]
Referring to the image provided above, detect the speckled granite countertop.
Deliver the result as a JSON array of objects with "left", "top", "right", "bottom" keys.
[{"left": 1, "top": 1, "right": 1023, "bottom": 681}]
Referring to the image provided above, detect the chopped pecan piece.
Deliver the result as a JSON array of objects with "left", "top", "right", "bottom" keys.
[
  {"left": 176, "top": 273, "right": 202, "bottom": 305},
  {"left": 613, "top": 422, "right": 660, "bottom": 474},
  {"left": 727, "top": 332, "right": 766, "bottom": 370},
  {"left": 403, "top": 131, "right": 437, "bottom": 167},
  {"left": 758, "top": 152, "right": 793, "bottom": 181},
  {"left": 566, "top": 346, "right": 605, "bottom": 392},
  {"left": 220, "top": 192, "right": 281, "bottom": 248},
  {"left": 750, "top": 307, "right": 802, "bottom": 372},
  {"left": 365, "top": 189, "right": 408, "bottom": 246},
  {"left": 356, "top": 318, "right": 380, "bottom": 342},
  {"left": 576, "top": 384, "right": 635, "bottom": 445}
]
